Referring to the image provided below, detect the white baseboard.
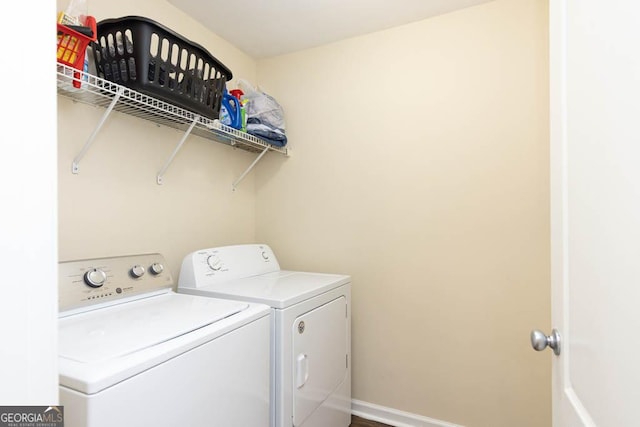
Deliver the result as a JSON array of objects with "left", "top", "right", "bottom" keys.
[{"left": 351, "top": 399, "right": 464, "bottom": 427}]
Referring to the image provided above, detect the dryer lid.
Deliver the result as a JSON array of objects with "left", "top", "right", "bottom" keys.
[
  {"left": 191, "top": 271, "right": 350, "bottom": 309},
  {"left": 59, "top": 292, "right": 249, "bottom": 363}
]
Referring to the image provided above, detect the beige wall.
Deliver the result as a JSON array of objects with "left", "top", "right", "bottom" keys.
[
  {"left": 254, "top": 0, "right": 550, "bottom": 426},
  {"left": 57, "top": 0, "right": 260, "bottom": 276}
]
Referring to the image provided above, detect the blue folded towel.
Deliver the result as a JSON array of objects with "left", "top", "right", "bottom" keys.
[{"left": 247, "top": 119, "right": 287, "bottom": 147}]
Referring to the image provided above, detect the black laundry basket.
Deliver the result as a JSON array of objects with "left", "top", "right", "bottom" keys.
[{"left": 92, "top": 16, "right": 233, "bottom": 120}]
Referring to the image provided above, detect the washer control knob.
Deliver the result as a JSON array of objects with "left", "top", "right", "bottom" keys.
[
  {"left": 130, "top": 264, "right": 146, "bottom": 278},
  {"left": 261, "top": 251, "right": 269, "bottom": 260},
  {"left": 149, "top": 263, "right": 164, "bottom": 275},
  {"left": 207, "top": 255, "right": 223, "bottom": 271},
  {"left": 84, "top": 268, "right": 107, "bottom": 288}
]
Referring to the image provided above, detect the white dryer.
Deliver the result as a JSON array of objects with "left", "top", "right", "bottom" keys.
[
  {"left": 178, "top": 244, "right": 351, "bottom": 427},
  {"left": 58, "top": 253, "right": 271, "bottom": 427}
]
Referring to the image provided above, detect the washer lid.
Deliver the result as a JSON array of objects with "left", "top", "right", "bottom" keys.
[
  {"left": 189, "top": 271, "right": 350, "bottom": 309},
  {"left": 59, "top": 292, "right": 249, "bottom": 363}
]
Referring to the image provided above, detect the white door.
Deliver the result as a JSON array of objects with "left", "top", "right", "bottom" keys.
[
  {"left": 547, "top": 0, "right": 640, "bottom": 425},
  {"left": 292, "top": 296, "right": 348, "bottom": 426}
]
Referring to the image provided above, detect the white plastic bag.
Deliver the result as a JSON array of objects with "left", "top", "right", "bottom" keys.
[
  {"left": 237, "top": 79, "right": 286, "bottom": 132},
  {"left": 59, "top": 0, "right": 88, "bottom": 25}
]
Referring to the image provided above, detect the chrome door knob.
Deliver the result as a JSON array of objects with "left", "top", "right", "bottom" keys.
[{"left": 530, "top": 329, "right": 561, "bottom": 356}]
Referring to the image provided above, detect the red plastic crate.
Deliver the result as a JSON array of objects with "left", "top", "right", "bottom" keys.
[{"left": 57, "top": 16, "right": 97, "bottom": 88}]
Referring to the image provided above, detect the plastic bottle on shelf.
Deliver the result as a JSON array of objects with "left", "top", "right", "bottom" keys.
[
  {"left": 229, "top": 89, "right": 247, "bottom": 132},
  {"left": 219, "top": 87, "right": 242, "bottom": 129},
  {"left": 239, "top": 99, "right": 249, "bottom": 132}
]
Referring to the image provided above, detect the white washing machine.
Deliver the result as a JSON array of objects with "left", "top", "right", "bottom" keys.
[
  {"left": 178, "top": 244, "right": 351, "bottom": 427},
  {"left": 58, "top": 253, "right": 271, "bottom": 427}
]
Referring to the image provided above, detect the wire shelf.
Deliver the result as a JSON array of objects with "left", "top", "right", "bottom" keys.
[{"left": 56, "top": 63, "right": 288, "bottom": 156}]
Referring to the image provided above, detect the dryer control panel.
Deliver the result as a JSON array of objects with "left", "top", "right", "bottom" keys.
[
  {"left": 59, "top": 253, "right": 173, "bottom": 314},
  {"left": 179, "top": 244, "right": 280, "bottom": 288}
]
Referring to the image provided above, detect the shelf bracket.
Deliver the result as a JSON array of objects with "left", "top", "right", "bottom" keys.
[
  {"left": 72, "top": 87, "right": 124, "bottom": 174},
  {"left": 157, "top": 115, "right": 200, "bottom": 185},
  {"left": 232, "top": 146, "right": 270, "bottom": 191}
]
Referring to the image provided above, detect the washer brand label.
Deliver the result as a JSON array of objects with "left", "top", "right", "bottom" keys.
[{"left": 0, "top": 406, "right": 63, "bottom": 427}]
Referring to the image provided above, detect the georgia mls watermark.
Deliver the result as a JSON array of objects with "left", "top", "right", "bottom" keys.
[{"left": 0, "top": 406, "right": 63, "bottom": 427}]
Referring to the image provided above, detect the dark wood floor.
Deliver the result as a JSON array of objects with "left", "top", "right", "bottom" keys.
[{"left": 350, "top": 415, "right": 393, "bottom": 427}]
